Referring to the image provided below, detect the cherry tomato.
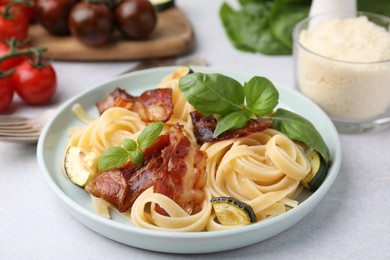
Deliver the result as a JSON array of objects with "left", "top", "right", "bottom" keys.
[
  {"left": 0, "top": 5, "right": 29, "bottom": 42},
  {"left": 0, "top": 42, "right": 26, "bottom": 71},
  {"left": 114, "top": 0, "right": 157, "bottom": 39},
  {"left": 0, "top": 74, "right": 14, "bottom": 112},
  {"left": 12, "top": 60, "right": 56, "bottom": 105},
  {"left": 69, "top": 1, "right": 114, "bottom": 46},
  {"left": 2, "top": 0, "right": 38, "bottom": 23},
  {"left": 37, "top": 0, "right": 78, "bottom": 35}
]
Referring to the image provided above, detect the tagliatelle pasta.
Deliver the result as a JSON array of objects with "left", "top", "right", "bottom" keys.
[
  {"left": 127, "top": 187, "right": 213, "bottom": 232},
  {"left": 64, "top": 69, "right": 314, "bottom": 232},
  {"left": 68, "top": 107, "right": 147, "bottom": 157},
  {"left": 202, "top": 129, "right": 309, "bottom": 230}
]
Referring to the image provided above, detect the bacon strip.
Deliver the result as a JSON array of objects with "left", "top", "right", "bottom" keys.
[
  {"left": 96, "top": 88, "right": 134, "bottom": 114},
  {"left": 190, "top": 111, "right": 273, "bottom": 145},
  {"left": 154, "top": 124, "right": 207, "bottom": 215},
  {"left": 85, "top": 124, "right": 208, "bottom": 215},
  {"left": 96, "top": 88, "right": 173, "bottom": 122},
  {"left": 85, "top": 134, "right": 170, "bottom": 212}
]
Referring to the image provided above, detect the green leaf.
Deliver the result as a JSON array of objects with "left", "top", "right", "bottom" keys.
[
  {"left": 357, "top": 0, "right": 390, "bottom": 18},
  {"left": 213, "top": 111, "right": 249, "bottom": 138},
  {"left": 244, "top": 76, "right": 279, "bottom": 115},
  {"left": 269, "top": 108, "right": 330, "bottom": 165},
  {"left": 123, "top": 138, "right": 137, "bottom": 151},
  {"left": 98, "top": 147, "right": 129, "bottom": 172},
  {"left": 179, "top": 72, "right": 245, "bottom": 116},
  {"left": 137, "top": 121, "right": 164, "bottom": 149},
  {"left": 269, "top": 0, "right": 311, "bottom": 50},
  {"left": 219, "top": 1, "right": 291, "bottom": 55},
  {"left": 130, "top": 150, "right": 144, "bottom": 169}
]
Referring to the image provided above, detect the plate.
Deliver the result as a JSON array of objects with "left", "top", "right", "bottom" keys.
[{"left": 37, "top": 66, "right": 342, "bottom": 254}]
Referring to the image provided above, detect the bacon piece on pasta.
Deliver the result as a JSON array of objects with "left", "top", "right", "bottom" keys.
[
  {"left": 96, "top": 88, "right": 173, "bottom": 122},
  {"left": 190, "top": 111, "right": 273, "bottom": 145},
  {"left": 154, "top": 124, "right": 207, "bottom": 215},
  {"left": 96, "top": 88, "right": 134, "bottom": 115},
  {"left": 85, "top": 134, "right": 170, "bottom": 212},
  {"left": 85, "top": 124, "right": 207, "bottom": 215}
]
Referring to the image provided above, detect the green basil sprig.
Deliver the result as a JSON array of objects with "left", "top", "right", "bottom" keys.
[
  {"left": 98, "top": 121, "right": 164, "bottom": 171},
  {"left": 179, "top": 72, "right": 330, "bottom": 165}
]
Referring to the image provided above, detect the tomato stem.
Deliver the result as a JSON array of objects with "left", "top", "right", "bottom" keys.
[
  {"left": 0, "top": 46, "right": 47, "bottom": 67},
  {"left": 0, "top": 0, "right": 34, "bottom": 19},
  {"left": 0, "top": 67, "right": 15, "bottom": 78}
]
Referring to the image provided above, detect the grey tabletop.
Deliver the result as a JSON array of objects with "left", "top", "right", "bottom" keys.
[{"left": 1, "top": 1, "right": 389, "bottom": 259}]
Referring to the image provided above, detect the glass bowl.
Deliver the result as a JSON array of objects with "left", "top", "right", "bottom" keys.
[{"left": 293, "top": 11, "right": 390, "bottom": 134}]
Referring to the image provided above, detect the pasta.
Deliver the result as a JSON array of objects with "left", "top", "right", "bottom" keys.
[
  {"left": 202, "top": 129, "right": 310, "bottom": 230},
  {"left": 65, "top": 69, "right": 314, "bottom": 232}
]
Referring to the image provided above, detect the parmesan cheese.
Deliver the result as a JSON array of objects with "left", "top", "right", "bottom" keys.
[{"left": 296, "top": 15, "right": 390, "bottom": 120}]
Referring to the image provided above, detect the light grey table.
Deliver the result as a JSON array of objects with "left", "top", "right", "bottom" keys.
[{"left": 1, "top": 1, "right": 389, "bottom": 259}]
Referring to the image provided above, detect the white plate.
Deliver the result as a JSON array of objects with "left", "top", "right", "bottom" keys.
[{"left": 37, "top": 66, "right": 342, "bottom": 254}]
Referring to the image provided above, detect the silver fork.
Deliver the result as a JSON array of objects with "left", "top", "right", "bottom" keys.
[{"left": 0, "top": 109, "right": 56, "bottom": 144}]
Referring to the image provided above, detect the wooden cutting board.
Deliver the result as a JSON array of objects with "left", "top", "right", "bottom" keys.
[{"left": 29, "top": 7, "right": 194, "bottom": 61}]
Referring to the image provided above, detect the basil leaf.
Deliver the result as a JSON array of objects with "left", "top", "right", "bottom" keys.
[
  {"left": 219, "top": 1, "right": 291, "bottom": 55},
  {"left": 357, "top": 0, "right": 390, "bottom": 18},
  {"left": 98, "top": 147, "right": 129, "bottom": 172},
  {"left": 270, "top": 108, "right": 330, "bottom": 165},
  {"left": 130, "top": 150, "right": 144, "bottom": 169},
  {"left": 123, "top": 138, "right": 137, "bottom": 151},
  {"left": 137, "top": 121, "right": 164, "bottom": 149},
  {"left": 244, "top": 76, "right": 279, "bottom": 116},
  {"left": 269, "top": 0, "right": 311, "bottom": 50},
  {"left": 179, "top": 72, "right": 244, "bottom": 116},
  {"left": 213, "top": 111, "right": 249, "bottom": 138}
]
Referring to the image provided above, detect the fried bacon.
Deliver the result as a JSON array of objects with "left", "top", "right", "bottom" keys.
[
  {"left": 85, "top": 134, "right": 170, "bottom": 212},
  {"left": 96, "top": 87, "right": 173, "bottom": 122},
  {"left": 154, "top": 124, "right": 207, "bottom": 215},
  {"left": 190, "top": 111, "right": 273, "bottom": 145},
  {"left": 85, "top": 124, "right": 207, "bottom": 215}
]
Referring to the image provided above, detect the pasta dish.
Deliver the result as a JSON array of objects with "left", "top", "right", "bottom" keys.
[{"left": 63, "top": 67, "right": 329, "bottom": 232}]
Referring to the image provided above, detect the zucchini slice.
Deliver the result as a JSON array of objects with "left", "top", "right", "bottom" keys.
[
  {"left": 211, "top": 197, "right": 256, "bottom": 226},
  {"left": 150, "top": 0, "right": 175, "bottom": 11},
  {"left": 163, "top": 66, "right": 193, "bottom": 81},
  {"left": 64, "top": 146, "right": 97, "bottom": 187},
  {"left": 301, "top": 150, "right": 329, "bottom": 191}
]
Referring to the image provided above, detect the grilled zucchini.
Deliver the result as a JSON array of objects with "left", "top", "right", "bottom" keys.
[
  {"left": 64, "top": 146, "right": 98, "bottom": 187},
  {"left": 301, "top": 150, "right": 329, "bottom": 191},
  {"left": 211, "top": 197, "right": 256, "bottom": 226}
]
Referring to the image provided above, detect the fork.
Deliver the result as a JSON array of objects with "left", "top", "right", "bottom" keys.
[{"left": 0, "top": 109, "right": 56, "bottom": 144}]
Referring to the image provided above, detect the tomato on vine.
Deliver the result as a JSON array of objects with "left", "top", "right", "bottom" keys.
[
  {"left": 12, "top": 53, "right": 57, "bottom": 105},
  {"left": 0, "top": 70, "right": 14, "bottom": 112},
  {"left": 1, "top": 0, "right": 38, "bottom": 23},
  {"left": 0, "top": 4, "right": 29, "bottom": 42},
  {"left": 0, "top": 38, "right": 26, "bottom": 71}
]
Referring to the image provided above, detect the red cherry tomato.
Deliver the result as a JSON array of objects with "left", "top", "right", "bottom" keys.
[
  {"left": 0, "top": 42, "right": 26, "bottom": 71},
  {"left": 37, "top": 0, "right": 78, "bottom": 35},
  {"left": 69, "top": 2, "right": 114, "bottom": 46},
  {"left": 0, "top": 5, "right": 29, "bottom": 42},
  {"left": 2, "top": 0, "right": 38, "bottom": 23},
  {"left": 0, "top": 74, "right": 14, "bottom": 112},
  {"left": 114, "top": 0, "right": 157, "bottom": 39},
  {"left": 12, "top": 60, "right": 57, "bottom": 105}
]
